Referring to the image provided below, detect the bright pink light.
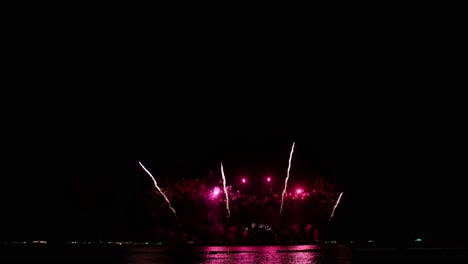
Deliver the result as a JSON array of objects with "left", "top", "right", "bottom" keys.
[
  {"left": 296, "top": 189, "right": 302, "bottom": 194},
  {"left": 212, "top": 187, "right": 221, "bottom": 198},
  {"left": 267, "top": 177, "right": 271, "bottom": 182},
  {"left": 242, "top": 178, "right": 246, "bottom": 183}
]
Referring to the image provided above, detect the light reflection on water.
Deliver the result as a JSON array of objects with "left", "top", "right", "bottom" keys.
[{"left": 124, "top": 245, "right": 352, "bottom": 264}]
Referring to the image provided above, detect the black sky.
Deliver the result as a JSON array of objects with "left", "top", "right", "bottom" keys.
[
  {"left": 3, "top": 85, "right": 466, "bottom": 243},
  {"left": 1, "top": 19, "right": 466, "bottom": 244}
]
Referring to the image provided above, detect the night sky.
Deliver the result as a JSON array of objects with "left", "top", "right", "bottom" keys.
[{"left": 2, "top": 24, "right": 466, "bottom": 245}]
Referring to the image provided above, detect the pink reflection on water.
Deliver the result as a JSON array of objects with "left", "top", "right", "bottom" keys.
[
  {"left": 124, "top": 244, "right": 352, "bottom": 264},
  {"left": 200, "top": 245, "right": 331, "bottom": 264}
]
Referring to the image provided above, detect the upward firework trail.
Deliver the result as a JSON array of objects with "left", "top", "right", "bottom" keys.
[
  {"left": 138, "top": 161, "right": 179, "bottom": 222},
  {"left": 280, "top": 142, "right": 295, "bottom": 214},
  {"left": 328, "top": 192, "right": 344, "bottom": 223},
  {"left": 220, "top": 161, "right": 230, "bottom": 219}
]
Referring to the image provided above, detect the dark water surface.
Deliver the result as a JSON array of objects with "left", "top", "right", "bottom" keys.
[{"left": 1, "top": 244, "right": 468, "bottom": 263}]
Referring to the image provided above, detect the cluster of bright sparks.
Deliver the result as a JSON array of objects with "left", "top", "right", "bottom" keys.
[
  {"left": 243, "top": 223, "right": 273, "bottom": 232},
  {"left": 138, "top": 142, "right": 343, "bottom": 224}
]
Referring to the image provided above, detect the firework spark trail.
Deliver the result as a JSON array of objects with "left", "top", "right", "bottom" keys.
[
  {"left": 138, "top": 161, "right": 179, "bottom": 222},
  {"left": 280, "top": 142, "right": 295, "bottom": 214},
  {"left": 328, "top": 192, "right": 343, "bottom": 223},
  {"left": 220, "top": 161, "right": 230, "bottom": 219}
]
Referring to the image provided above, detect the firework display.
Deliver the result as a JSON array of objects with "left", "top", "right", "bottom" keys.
[{"left": 138, "top": 143, "right": 344, "bottom": 244}]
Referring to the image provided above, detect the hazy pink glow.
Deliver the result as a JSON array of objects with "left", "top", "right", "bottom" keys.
[
  {"left": 212, "top": 186, "right": 221, "bottom": 197},
  {"left": 267, "top": 177, "right": 271, "bottom": 182},
  {"left": 242, "top": 178, "right": 246, "bottom": 183},
  {"left": 296, "top": 188, "right": 302, "bottom": 194}
]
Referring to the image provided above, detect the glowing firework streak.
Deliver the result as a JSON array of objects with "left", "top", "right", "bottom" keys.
[
  {"left": 138, "top": 161, "right": 179, "bottom": 222},
  {"left": 220, "top": 161, "right": 230, "bottom": 219},
  {"left": 280, "top": 142, "right": 295, "bottom": 214},
  {"left": 328, "top": 192, "right": 343, "bottom": 223}
]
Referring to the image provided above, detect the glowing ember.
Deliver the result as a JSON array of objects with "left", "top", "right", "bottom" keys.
[
  {"left": 296, "top": 188, "right": 302, "bottom": 194},
  {"left": 242, "top": 178, "right": 246, "bottom": 183},
  {"left": 267, "top": 177, "right": 271, "bottom": 182}
]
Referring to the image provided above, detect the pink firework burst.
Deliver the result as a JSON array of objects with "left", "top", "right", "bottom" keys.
[{"left": 211, "top": 186, "right": 221, "bottom": 199}]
